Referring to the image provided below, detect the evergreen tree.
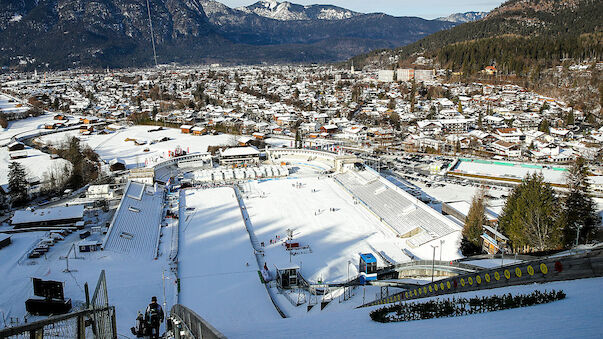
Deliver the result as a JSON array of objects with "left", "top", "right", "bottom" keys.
[
  {"left": 565, "top": 110, "right": 575, "bottom": 126},
  {"left": 477, "top": 110, "right": 483, "bottom": 130},
  {"left": 498, "top": 173, "right": 562, "bottom": 252},
  {"left": 295, "top": 129, "right": 302, "bottom": 149},
  {"left": 8, "top": 161, "right": 28, "bottom": 206},
  {"left": 538, "top": 119, "right": 550, "bottom": 134},
  {"left": 389, "top": 112, "right": 400, "bottom": 130},
  {"left": 461, "top": 189, "right": 486, "bottom": 255},
  {"left": 0, "top": 115, "right": 8, "bottom": 129},
  {"left": 427, "top": 106, "right": 436, "bottom": 120},
  {"left": 559, "top": 157, "right": 600, "bottom": 247},
  {"left": 409, "top": 80, "right": 416, "bottom": 113}
]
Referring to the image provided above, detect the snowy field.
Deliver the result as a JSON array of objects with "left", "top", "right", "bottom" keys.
[
  {"left": 178, "top": 187, "right": 280, "bottom": 335},
  {"left": 0, "top": 114, "right": 72, "bottom": 186},
  {"left": 37, "top": 126, "right": 236, "bottom": 169},
  {"left": 0, "top": 94, "right": 29, "bottom": 126},
  {"left": 0, "top": 145, "right": 71, "bottom": 186},
  {"left": 0, "top": 218, "right": 176, "bottom": 336},
  {"left": 265, "top": 137, "right": 294, "bottom": 148},
  {"left": 0, "top": 113, "right": 57, "bottom": 145},
  {"left": 242, "top": 176, "right": 462, "bottom": 285},
  {"left": 227, "top": 277, "right": 603, "bottom": 338},
  {"left": 454, "top": 159, "right": 567, "bottom": 184}
]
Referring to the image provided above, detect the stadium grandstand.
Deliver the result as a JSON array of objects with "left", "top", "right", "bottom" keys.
[{"left": 335, "top": 167, "right": 460, "bottom": 248}]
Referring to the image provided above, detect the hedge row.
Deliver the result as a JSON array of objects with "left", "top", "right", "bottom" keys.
[{"left": 370, "top": 290, "right": 566, "bottom": 323}]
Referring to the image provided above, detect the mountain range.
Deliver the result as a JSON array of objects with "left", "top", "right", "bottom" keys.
[
  {"left": 0, "top": 0, "right": 457, "bottom": 70},
  {"left": 236, "top": 0, "right": 359, "bottom": 21},
  {"left": 349, "top": 0, "right": 603, "bottom": 73},
  {"left": 436, "top": 11, "right": 488, "bottom": 23}
]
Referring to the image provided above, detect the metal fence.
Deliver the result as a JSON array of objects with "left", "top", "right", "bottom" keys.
[
  {"left": 0, "top": 270, "right": 117, "bottom": 339},
  {"left": 0, "top": 307, "right": 116, "bottom": 339},
  {"left": 169, "top": 304, "right": 226, "bottom": 339},
  {"left": 386, "top": 260, "right": 483, "bottom": 274},
  {"left": 89, "top": 270, "right": 116, "bottom": 339}
]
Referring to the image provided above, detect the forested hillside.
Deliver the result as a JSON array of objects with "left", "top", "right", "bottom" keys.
[{"left": 349, "top": 0, "right": 603, "bottom": 74}]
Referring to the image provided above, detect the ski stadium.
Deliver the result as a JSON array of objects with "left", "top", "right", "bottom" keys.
[{"left": 1, "top": 131, "right": 603, "bottom": 339}]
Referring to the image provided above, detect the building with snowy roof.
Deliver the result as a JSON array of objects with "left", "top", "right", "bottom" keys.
[
  {"left": 11, "top": 205, "right": 85, "bottom": 228},
  {"left": 442, "top": 200, "right": 498, "bottom": 226},
  {"left": 101, "top": 181, "right": 164, "bottom": 258},
  {"left": 7, "top": 141, "right": 25, "bottom": 152},
  {"left": 219, "top": 146, "right": 260, "bottom": 166},
  {"left": 87, "top": 184, "right": 118, "bottom": 200}
]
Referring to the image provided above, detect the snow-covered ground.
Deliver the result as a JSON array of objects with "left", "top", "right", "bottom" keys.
[
  {"left": 0, "top": 208, "right": 176, "bottom": 336},
  {"left": 454, "top": 159, "right": 567, "bottom": 184},
  {"left": 2, "top": 118, "right": 601, "bottom": 337},
  {"left": 178, "top": 187, "right": 280, "bottom": 335},
  {"left": 242, "top": 176, "right": 462, "bottom": 285},
  {"left": 265, "top": 137, "right": 294, "bottom": 148},
  {"left": 0, "top": 145, "right": 71, "bottom": 186},
  {"left": 36, "top": 126, "right": 236, "bottom": 169},
  {"left": 226, "top": 277, "right": 603, "bottom": 338},
  {"left": 0, "top": 94, "right": 29, "bottom": 125},
  {"left": 0, "top": 112, "right": 56, "bottom": 144},
  {"left": 0, "top": 114, "right": 73, "bottom": 186},
  {"left": 461, "top": 258, "right": 523, "bottom": 268}
]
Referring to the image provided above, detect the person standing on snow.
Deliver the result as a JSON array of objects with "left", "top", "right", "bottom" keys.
[{"left": 145, "top": 296, "right": 164, "bottom": 339}]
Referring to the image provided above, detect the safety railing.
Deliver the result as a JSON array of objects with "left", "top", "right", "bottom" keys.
[
  {"left": 170, "top": 304, "right": 226, "bottom": 339},
  {"left": 388, "top": 260, "right": 483, "bottom": 273},
  {"left": 0, "top": 270, "right": 117, "bottom": 339},
  {"left": 361, "top": 248, "right": 603, "bottom": 308},
  {"left": 0, "top": 306, "right": 116, "bottom": 339}
]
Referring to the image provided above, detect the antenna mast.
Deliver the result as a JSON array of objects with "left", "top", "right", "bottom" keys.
[{"left": 146, "top": 0, "right": 158, "bottom": 67}]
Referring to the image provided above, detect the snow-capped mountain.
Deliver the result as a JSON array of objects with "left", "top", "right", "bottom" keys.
[
  {"left": 436, "top": 11, "right": 488, "bottom": 23},
  {"left": 236, "top": 0, "right": 359, "bottom": 21},
  {"left": 0, "top": 0, "right": 455, "bottom": 69}
]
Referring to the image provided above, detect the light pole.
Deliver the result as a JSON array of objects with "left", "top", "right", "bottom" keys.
[
  {"left": 162, "top": 270, "right": 173, "bottom": 329},
  {"left": 575, "top": 225, "right": 582, "bottom": 247},
  {"left": 431, "top": 245, "right": 438, "bottom": 282},
  {"left": 439, "top": 239, "right": 445, "bottom": 262},
  {"left": 346, "top": 260, "right": 351, "bottom": 300}
]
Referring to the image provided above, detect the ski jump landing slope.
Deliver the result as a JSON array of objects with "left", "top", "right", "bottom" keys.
[{"left": 178, "top": 187, "right": 280, "bottom": 336}]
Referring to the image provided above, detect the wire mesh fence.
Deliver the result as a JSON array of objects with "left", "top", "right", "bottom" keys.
[
  {"left": 0, "top": 307, "right": 114, "bottom": 339},
  {"left": 90, "top": 270, "right": 116, "bottom": 339},
  {"left": 0, "top": 270, "right": 116, "bottom": 339}
]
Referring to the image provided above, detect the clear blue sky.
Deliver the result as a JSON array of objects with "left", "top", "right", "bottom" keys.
[{"left": 219, "top": 0, "right": 506, "bottom": 19}]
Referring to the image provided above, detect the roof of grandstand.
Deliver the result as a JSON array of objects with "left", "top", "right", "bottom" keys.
[
  {"left": 335, "top": 167, "right": 459, "bottom": 247},
  {"left": 101, "top": 181, "right": 164, "bottom": 258}
]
